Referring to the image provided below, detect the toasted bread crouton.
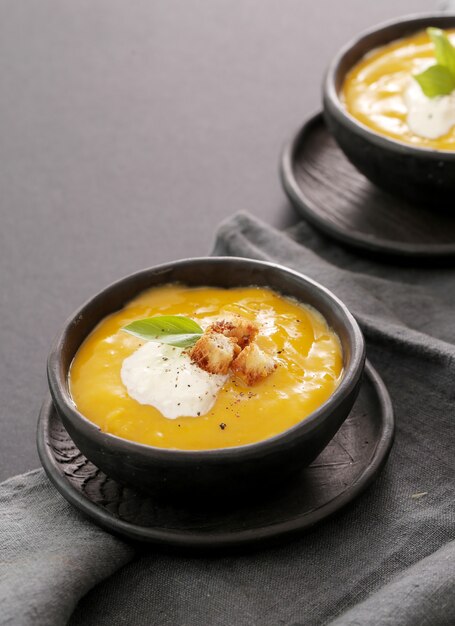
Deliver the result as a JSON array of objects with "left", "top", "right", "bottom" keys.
[
  {"left": 231, "top": 342, "right": 277, "bottom": 385},
  {"left": 189, "top": 331, "right": 236, "bottom": 375},
  {"left": 210, "top": 316, "right": 258, "bottom": 349}
]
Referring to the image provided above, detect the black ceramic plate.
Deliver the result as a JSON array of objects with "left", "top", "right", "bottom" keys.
[
  {"left": 280, "top": 112, "right": 455, "bottom": 263},
  {"left": 37, "top": 361, "right": 394, "bottom": 549}
]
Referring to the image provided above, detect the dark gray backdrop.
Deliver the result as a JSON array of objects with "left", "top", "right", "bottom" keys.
[{"left": 0, "top": 0, "right": 430, "bottom": 480}]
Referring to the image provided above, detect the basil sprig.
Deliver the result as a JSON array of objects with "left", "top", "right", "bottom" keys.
[
  {"left": 122, "top": 315, "right": 203, "bottom": 348},
  {"left": 414, "top": 28, "right": 455, "bottom": 97}
]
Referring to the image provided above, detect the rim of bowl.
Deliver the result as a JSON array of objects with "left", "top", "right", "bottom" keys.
[
  {"left": 324, "top": 11, "right": 455, "bottom": 158},
  {"left": 47, "top": 257, "right": 366, "bottom": 461}
]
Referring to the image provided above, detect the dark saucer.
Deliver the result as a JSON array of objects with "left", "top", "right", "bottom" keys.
[
  {"left": 37, "top": 361, "right": 394, "bottom": 550},
  {"left": 280, "top": 112, "right": 455, "bottom": 264}
]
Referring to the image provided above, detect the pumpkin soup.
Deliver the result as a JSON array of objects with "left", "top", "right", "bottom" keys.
[
  {"left": 342, "top": 28, "right": 455, "bottom": 150},
  {"left": 69, "top": 285, "right": 343, "bottom": 450}
]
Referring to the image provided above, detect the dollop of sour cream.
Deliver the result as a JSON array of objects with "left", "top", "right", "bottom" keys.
[
  {"left": 120, "top": 342, "right": 227, "bottom": 419},
  {"left": 405, "top": 79, "right": 455, "bottom": 139}
]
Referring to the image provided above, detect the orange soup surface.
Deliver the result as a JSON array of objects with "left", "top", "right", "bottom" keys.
[
  {"left": 69, "top": 285, "right": 343, "bottom": 450},
  {"left": 342, "top": 29, "right": 455, "bottom": 150}
]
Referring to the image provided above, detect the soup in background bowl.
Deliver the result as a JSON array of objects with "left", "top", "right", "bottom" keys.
[
  {"left": 342, "top": 29, "right": 455, "bottom": 151},
  {"left": 323, "top": 14, "right": 455, "bottom": 206}
]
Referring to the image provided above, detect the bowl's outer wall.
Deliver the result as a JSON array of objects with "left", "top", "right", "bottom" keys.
[
  {"left": 58, "top": 377, "right": 362, "bottom": 499},
  {"left": 49, "top": 259, "right": 365, "bottom": 499},
  {"left": 324, "top": 14, "right": 455, "bottom": 206}
]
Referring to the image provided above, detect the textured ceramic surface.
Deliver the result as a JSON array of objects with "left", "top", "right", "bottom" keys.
[
  {"left": 38, "top": 361, "right": 394, "bottom": 548},
  {"left": 47, "top": 257, "right": 365, "bottom": 500},
  {"left": 281, "top": 112, "right": 455, "bottom": 263},
  {"left": 323, "top": 13, "right": 455, "bottom": 206}
]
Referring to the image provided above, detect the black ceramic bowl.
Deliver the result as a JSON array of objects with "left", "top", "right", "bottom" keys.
[
  {"left": 323, "top": 13, "right": 455, "bottom": 206},
  {"left": 47, "top": 257, "right": 365, "bottom": 501}
]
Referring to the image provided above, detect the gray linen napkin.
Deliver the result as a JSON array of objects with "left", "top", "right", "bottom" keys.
[
  {"left": 0, "top": 469, "right": 134, "bottom": 625},
  {"left": 1, "top": 213, "right": 454, "bottom": 626}
]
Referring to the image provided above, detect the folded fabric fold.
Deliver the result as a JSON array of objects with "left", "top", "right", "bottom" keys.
[
  {"left": 329, "top": 539, "right": 455, "bottom": 626},
  {"left": 0, "top": 469, "right": 134, "bottom": 626}
]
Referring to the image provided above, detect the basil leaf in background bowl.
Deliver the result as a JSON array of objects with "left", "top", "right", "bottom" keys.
[
  {"left": 414, "top": 27, "right": 455, "bottom": 97},
  {"left": 428, "top": 27, "right": 455, "bottom": 76},
  {"left": 414, "top": 63, "right": 455, "bottom": 97}
]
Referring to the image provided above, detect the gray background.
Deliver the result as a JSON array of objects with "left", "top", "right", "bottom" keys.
[{"left": 0, "top": 0, "right": 430, "bottom": 480}]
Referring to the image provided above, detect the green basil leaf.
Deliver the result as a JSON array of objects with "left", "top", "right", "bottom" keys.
[
  {"left": 427, "top": 27, "right": 455, "bottom": 77},
  {"left": 122, "top": 315, "right": 203, "bottom": 348},
  {"left": 414, "top": 63, "right": 455, "bottom": 98}
]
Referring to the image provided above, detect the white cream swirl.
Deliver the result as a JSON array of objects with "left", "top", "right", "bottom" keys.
[
  {"left": 405, "top": 80, "right": 455, "bottom": 140},
  {"left": 121, "top": 342, "right": 226, "bottom": 419}
]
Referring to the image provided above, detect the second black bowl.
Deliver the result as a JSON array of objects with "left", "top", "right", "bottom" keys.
[
  {"left": 323, "top": 13, "right": 455, "bottom": 207},
  {"left": 47, "top": 257, "right": 365, "bottom": 501}
]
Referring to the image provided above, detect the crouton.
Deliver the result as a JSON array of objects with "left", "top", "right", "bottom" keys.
[
  {"left": 189, "top": 331, "right": 236, "bottom": 375},
  {"left": 210, "top": 316, "right": 258, "bottom": 349},
  {"left": 231, "top": 342, "right": 277, "bottom": 385}
]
